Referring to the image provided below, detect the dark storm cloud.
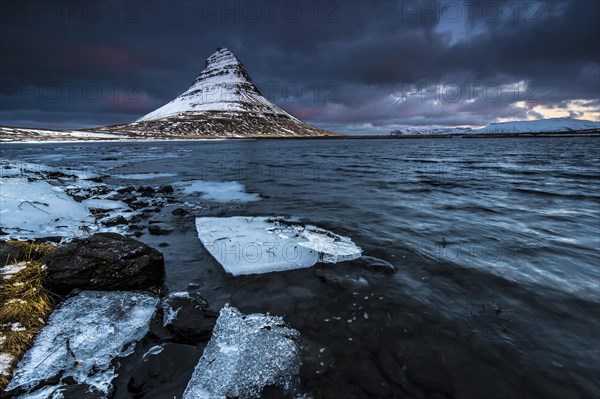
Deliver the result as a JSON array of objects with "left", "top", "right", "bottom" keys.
[{"left": 0, "top": 0, "right": 598, "bottom": 133}]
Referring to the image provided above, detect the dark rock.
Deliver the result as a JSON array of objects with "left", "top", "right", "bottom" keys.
[
  {"left": 43, "top": 233, "right": 164, "bottom": 295},
  {"left": 117, "top": 186, "right": 136, "bottom": 194},
  {"left": 58, "top": 383, "right": 104, "bottom": 399},
  {"left": 130, "top": 200, "right": 149, "bottom": 210},
  {"left": 171, "top": 207, "right": 188, "bottom": 216},
  {"left": 355, "top": 255, "right": 396, "bottom": 273},
  {"left": 158, "top": 242, "right": 170, "bottom": 247},
  {"left": 0, "top": 241, "right": 22, "bottom": 265},
  {"left": 148, "top": 224, "right": 173, "bottom": 235},
  {"left": 157, "top": 185, "right": 174, "bottom": 194},
  {"left": 125, "top": 343, "right": 202, "bottom": 398},
  {"left": 102, "top": 215, "right": 128, "bottom": 227},
  {"left": 34, "top": 236, "right": 62, "bottom": 244},
  {"left": 137, "top": 186, "right": 156, "bottom": 197},
  {"left": 134, "top": 231, "right": 144, "bottom": 238},
  {"left": 162, "top": 293, "right": 218, "bottom": 345}
]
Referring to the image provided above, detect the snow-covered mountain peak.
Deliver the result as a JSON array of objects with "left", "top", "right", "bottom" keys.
[
  {"left": 193, "top": 47, "right": 253, "bottom": 86},
  {"left": 137, "top": 47, "right": 291, "bottom": 122}
]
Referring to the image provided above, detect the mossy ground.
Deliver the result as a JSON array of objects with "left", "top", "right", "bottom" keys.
[{"left": 0, "top": 241, "right": 56, "bottom": 390}]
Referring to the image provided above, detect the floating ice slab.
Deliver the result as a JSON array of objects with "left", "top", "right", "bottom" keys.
[
  {"left": 196, "top": 217, "right": 362, "bottom": 276},
  {"left": 7, "top": 291, "right": 159, "bottom": 396},
  {"left": 182, "top": 305, "right": 301, "bottom": 399},
  {"left": 0, "top": 178, "right": 95, "bottom": 239},
  {"left": 176, "top": 180, "right": 261, "bottom": 203}
]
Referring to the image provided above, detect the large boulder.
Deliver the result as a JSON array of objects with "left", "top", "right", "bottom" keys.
[{"left": 43, "top": 233, "right": 164, "bottom": 294}]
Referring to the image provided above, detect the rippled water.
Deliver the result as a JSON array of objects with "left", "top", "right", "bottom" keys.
[{"left": 2, "top": 137, "right": 599, "bottom": 398}]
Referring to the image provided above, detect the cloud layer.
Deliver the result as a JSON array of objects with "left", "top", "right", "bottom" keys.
[{"left": 1, "top": 0, "right": 598, "bottom": 133}]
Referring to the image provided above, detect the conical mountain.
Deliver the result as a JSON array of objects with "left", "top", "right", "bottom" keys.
[{"left": 99, "top": 47, "right": 337, "bottom": 138}]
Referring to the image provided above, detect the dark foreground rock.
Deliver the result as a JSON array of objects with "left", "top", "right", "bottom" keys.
[
  {"left": 149, "top": 292, "right": 218, "bottom": 345},
  {"left": 115, "top": 343, "right": 202, "bottom": 399},
  {"left": 43, "top": 233, "right": 165, "bottom": 295}
]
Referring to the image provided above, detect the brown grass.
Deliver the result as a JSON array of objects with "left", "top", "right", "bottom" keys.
[{"left": 0, "top": 241, "right": 56, "bottom": 390}]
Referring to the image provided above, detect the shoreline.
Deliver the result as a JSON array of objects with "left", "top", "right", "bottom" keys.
[{"left": 1, "top": 130, "right": 599, "bottom": 144}]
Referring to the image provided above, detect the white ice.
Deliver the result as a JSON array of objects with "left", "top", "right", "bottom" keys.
[
  {"left": 82, "top": 198, "right": 129, "bottom": 210},
  {"left": 7, "top": 291, "right": 159, "bottom": 396},
  {"left": 0, "top": 178, "right": 96, "bottom": 239},
  {"left": 182, "top": 304, "right": 301, "bottom": 399},
  {"left": 0, "top": 352, "right": 13, "bottom": 377},
  {"left": 1, "top": 262, "right": 27, "bottom": 279},
  {"left": 176, "top": 180, "right": 260, "bottom": 203},
  {"left": 195, "top": 217, "right": 362, "bottom": 276}
]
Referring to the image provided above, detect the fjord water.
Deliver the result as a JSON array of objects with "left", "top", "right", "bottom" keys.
[{"left": 2, "top": 137, "right": 598, "bottom": 398}]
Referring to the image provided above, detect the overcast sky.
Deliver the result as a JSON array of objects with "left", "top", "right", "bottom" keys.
[{"left": 1, "top": 0, "right": 598, "bottom": 134}]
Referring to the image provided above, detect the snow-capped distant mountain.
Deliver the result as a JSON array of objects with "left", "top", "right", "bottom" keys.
[
  {"left": 98, "top": 47, "right": 336, "bottom": 138},
  {"left": 390, "top": 127, "right": 472, "bottom": 135},
  {"left": 474, "top": 117, "right": 599, "bottom": 134},
  {"left": 389, "top": 118, "right": 598, "bottom": 136}
]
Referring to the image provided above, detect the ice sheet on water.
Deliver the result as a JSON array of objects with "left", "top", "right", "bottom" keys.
[
  {"left": 176, "top": 180, "right": 261, "bottom": 203},
  {"left": 0, "top": 178, "right": 95, "bottom": 239},
  {"left": 182, "top": 304, "right": 301, "bottom": 399},
  {"left": 7, "top": 291, "right": 159, "bottom": 396},
  {"left": 195, "top": 217, "right": 362, "bottom": 276}
]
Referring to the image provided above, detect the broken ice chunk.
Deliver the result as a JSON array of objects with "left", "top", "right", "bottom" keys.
[
  {"left": 7, "top": 291, "right": 159, "bottom": 396},
  {"left": 195, "top": 216, "right": 362, "bottom": 276},
  {"left": 182, "top": 304, "right": 301, "bottom": 399}
]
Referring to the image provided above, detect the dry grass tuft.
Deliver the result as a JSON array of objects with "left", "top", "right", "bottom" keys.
[
  {"left": 0, "top": 241, "right": 56, "bottom": 390},
  {"left": 7, "top": 240, "right": 55, "bottom": 260}
]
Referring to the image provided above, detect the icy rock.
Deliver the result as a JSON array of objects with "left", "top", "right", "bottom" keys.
[
  {"left": 7, "top": 291, "right": 159, "bottom": 396},
  {"left": 195, "top": 217, "right": 362, "bottom": 276},
  {"left": 182, "top": 304, "right": 301, "bottom": 399},
  {"left": 159, "top": 292, "right": 217, "bottom": 344}
]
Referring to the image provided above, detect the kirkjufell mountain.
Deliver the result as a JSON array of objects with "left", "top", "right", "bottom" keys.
[{"left": 98, "top": 47, "right": 337, "bottom": 138}]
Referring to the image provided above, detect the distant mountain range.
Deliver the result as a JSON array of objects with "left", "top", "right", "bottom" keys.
[{"left": 391, "top": 117, "right": 599, "bottom": 135}]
